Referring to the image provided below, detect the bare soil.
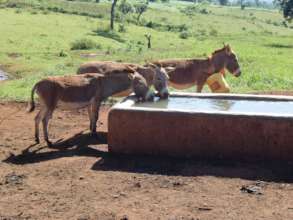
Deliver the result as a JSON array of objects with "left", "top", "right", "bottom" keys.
[{"left": 1, "top": 101, "right": 293, "bottom": 220}]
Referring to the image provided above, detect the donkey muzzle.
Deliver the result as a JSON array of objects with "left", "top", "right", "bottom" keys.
[
  {"left": 233, "top": 68, "right": 241, "bottom": 77},
  {"left": 159, "top": 87, "right": 169, "bottom": 99}
]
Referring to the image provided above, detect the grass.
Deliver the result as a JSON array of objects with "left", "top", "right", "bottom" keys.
[{"left": 0, "top": 0, "right": 292, "bottom": 100}]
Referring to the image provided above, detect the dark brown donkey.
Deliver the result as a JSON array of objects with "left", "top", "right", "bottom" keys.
[
  {"left": 77, "top": 61, "right": 173, "bottom": 98},
  {"left": 27, "top": 72, "right": 133, "bottom": 146},
  {"left": 153, "top": 44, "right": 241, "bottom": 92}
]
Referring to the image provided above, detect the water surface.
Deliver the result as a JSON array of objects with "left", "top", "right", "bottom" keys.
[{"left": 132, "top": 97, "right": 293, "bottom": 115}]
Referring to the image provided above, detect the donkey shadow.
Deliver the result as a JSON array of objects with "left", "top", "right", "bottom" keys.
[
  {"left": 4, "top": 131, "right": 293, "bottom": 183},
  {"left": 4, "top": 131, "right": 108, "bottom": 165}
]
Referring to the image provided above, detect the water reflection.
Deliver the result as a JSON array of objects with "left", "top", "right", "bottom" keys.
[
  {"left": 208, "top": 99, "right": 235, "bottom": 111},
  {"left": 132, "top": 97, "right": 293, "bottom": 115},
  {"left": 134, "top": 97, "right": 236, "bottom": 111}
]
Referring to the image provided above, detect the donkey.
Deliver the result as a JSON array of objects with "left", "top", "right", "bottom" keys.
[
  {"left": 132, "top": 71, "right": 155, "bottom": 102},
  {"left": 77, "top": 61, "right": 173, "bottom": 99},
  {"left": 153, "top": 44, "right": 241, "bottom": 93},
  {"left": 27, "top": 72, "right": 133, "bottom": 146}
]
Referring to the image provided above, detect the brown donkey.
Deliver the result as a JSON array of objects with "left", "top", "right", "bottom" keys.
[
  {"left": 77, "top": 61, "right": 173, "bottom": 99},
  {"left": 27, "top": 72, "right": 133, "bottom": 146},
  {"left": 153, "top": 44, "right": 241, "bottom": 92}
]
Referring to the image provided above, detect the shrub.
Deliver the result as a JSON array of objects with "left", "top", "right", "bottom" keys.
[
  {"left": 178, "top": 24, "right": 188, "bottom": 32},
  {"left": 93, "top": 25, "right": 125, "bottom": 42},
  {"left": 118, "top": 24, "right": 127, "bottom": 32},
  {"left": 118, "top": 0, "right": 133, "bottom": 14},
  {"left": 210, "top": 28, "right": 218, "bottom": 36},
  {"left": 58, "top": 50, "right": 67, "bottom": 57},
  {"left": 179, "top": 31, "right": 190, "bottom": 39},
  {"left": 70, "top": 38, "right": 99, "bottom": 50},
  {"left": 199, "top": 8, "right": 209, "bottom": 14}
]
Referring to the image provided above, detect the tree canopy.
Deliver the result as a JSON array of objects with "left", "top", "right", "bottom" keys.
[{"left": 279, "top": 0, "right": 293, "bottom": 21}]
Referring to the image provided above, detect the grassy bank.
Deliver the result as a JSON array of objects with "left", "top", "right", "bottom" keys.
[{"left": 0, "top": 0, "right": 292, "bottom": 100}]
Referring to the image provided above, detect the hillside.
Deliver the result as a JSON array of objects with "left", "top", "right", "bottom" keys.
[{"left": 0, "top": 0, "right": 292, "bottom": 100}]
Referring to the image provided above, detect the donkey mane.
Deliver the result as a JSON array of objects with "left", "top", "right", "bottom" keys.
[{"left": 211, "top": 46, "right": 226, "bottom": 56}]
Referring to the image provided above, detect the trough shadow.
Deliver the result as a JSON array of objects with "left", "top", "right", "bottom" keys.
[
  {"left": 4, "top": 132, "right": 293, "bottom": 183},
  {"left": 91, "top": 153, "right": 293, "bottom": 183}
]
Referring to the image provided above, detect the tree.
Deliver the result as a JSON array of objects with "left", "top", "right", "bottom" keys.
[
  {"left": 254, "top": 0, "right": 260, "bottom": 7},
  {"left": 144, "top": 34, "right": 151, "bottom": 49},
  {"left": 134, "top": 2, "right": 148, "bottom": 22},
  {"left": 118, "top": 0, "right": 133, "bottom": 15},
  {"left": 240, "top": 0, "right": 246, "bottom": 9},
  {"left": 219, "top": 0, "right": 228, "bottom": 5},
  {"left": 279, "top": 0, "right": 293, "bottom": 21},
  {"left": 110, "top": 0, "right": 119, "bottom": 30}
]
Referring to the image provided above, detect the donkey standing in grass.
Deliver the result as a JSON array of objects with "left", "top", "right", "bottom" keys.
[
  {"left": 77, "top": 61, "right": 173, "bottom": 99},
  {"left": 153, "top": 44, "right": 241, "bottom": 92},
  {"left": 27, "top": 71, "right": 134, "bottom": 146}
]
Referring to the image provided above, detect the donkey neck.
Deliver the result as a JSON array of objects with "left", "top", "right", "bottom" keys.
[
  {"left": 101, "top": 76, "right": 131, "bottom": 99},
  {"left": 210, "top": 52, "right": 226, "bottom": 74}
]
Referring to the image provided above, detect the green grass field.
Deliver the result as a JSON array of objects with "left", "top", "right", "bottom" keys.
[{"left": 0, "top": 0, "right": 292, "bottom": 100}]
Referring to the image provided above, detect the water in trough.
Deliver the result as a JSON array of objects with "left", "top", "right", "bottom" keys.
[{"left": 132, "top": 96, "right": 293, "bottom": 115}]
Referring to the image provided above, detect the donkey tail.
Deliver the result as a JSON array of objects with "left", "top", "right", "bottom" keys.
[{"left": 27, "top": 83, "right": 38, "bottom": 113}]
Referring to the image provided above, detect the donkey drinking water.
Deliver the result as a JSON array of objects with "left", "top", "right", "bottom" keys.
[
  {"left": 27, "top": 71, "right": 134, "bottom": 146},
  {"left": 77, "top": 61, "right": 173, "bottom": 99}
]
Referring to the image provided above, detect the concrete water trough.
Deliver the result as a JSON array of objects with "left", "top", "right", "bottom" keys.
[{"left": 108, "top": 92, "right": 293, "bottom": 161}]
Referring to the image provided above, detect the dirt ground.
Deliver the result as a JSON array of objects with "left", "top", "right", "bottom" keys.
[{"left": 1, "top": 101, "right": 293, "bottom": 220}]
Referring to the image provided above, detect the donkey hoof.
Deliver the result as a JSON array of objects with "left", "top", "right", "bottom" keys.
[
  {"left": 46, "top": 140, "right": 53, "bottom": 147},
  {"left": 35, "top": 137, "right": 40, "bottom": 144}
]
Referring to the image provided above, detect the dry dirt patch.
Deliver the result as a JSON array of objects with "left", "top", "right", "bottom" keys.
[{"left": 0, "top": 101, "right": 293, "bottom": 220}]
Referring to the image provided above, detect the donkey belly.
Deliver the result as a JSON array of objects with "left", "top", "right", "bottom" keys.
[
  {"left": 112, "top": 88, "right": 132, "bottom": 97},
  {"left": 57, "top": 100, "right": 91, "bottom": 110},
  {"left": 168, "top": 81, "right": 195, "bottom": 90}
]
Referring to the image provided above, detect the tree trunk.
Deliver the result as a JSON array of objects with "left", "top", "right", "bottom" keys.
[
  {"left": 137, "top": 12, "right": 142, "bottom": 22},
  {"left": 110, "top": 0, "right": 118, "bottom": 30}
]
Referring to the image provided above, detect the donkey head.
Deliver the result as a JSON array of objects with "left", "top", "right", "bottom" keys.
[
  {"left": 148, "top": 63, "right": 174, "bottom": 99},
  {"left": 222, "top": 44, "right": 241, "bottom": 77}
]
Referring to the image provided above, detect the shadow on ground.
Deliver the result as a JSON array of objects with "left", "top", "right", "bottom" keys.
[
  {"left": 4, "top": 131, "right": 293, "bottom": 183},
  {"left": 265, "top": 43, "right": 293, "bottom": 49}
]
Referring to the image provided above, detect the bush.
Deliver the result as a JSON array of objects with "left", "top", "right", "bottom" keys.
[
  {"left": 178, "top": 24, "right": 188, "bottom": 32},
  {"left": 118, "top": 24, "right": 127, "bottom": 32},
  {"left": 179, "top": 31, "right": 191, "bottom": 39},
  {"left": 70, "top": 38, "right": 100, "bottom": 50},
  {"left": 118, "top": 0, "right": 133, "bottom": 14},
  {"left": 199, "top": 8, "right": 209, "bottom": 14},
  {"left": 210, "top": 28, "right": 218, "bottom": 36},
  {"left": 58, "top": 50, "right": 67, "bottom": 57},
  {"left": 94, "top": 25, "right": 125, "bottom": 43}
]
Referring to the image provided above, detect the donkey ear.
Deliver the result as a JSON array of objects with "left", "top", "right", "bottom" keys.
[
  {"left": 127, "top": 72, "right": 135, "bottom": 80},
  {"left": 147, "top": 62, "right": 159, "bottom": 69},
  {"left": 225, "top": 44, "right": 232, "bottom": 55}
]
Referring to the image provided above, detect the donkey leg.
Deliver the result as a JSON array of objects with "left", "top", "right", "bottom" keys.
[
  {"left": 196, "top": 83, "right": 204, "bottom": 93},
  {"left": 42, "top": 109, "right": 53, "bottom": 147},
  {"left": 87, "top": 105, "right": 93, "bottom": 132},
  {"left": 90, "top": 101, "right": 101, "bottom": 134},
  {"left": 34, "top": 108, "right": 46, "bottom": 143}
]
